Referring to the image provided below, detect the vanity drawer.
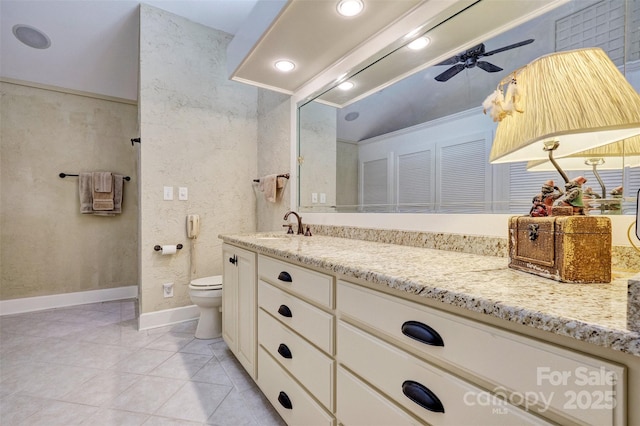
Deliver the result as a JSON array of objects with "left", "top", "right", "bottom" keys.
[
  {"left": 259, "top": 280, "right": 334, "bottom": 354},
  {"left": 258, "top": 347, "right": 335, "bottom": 426},
  {"left": 258, "top": 308, "right": 334, "bottom": 411},
  {"left": 337, "top": 366, "right": 419, "bottom": 426},
  {"left": 337, "top": 321, "right": 551, "bottom": 426},
  {"left": 259, "top": 255, "right": 333, "bottom": 308},
  {"left": 337, "top": 281, "right": 625, "bottom": 426}
]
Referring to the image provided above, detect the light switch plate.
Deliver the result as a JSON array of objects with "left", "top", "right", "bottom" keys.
[
  {"left": 163, "top": 186, "right": 173, "bottom": 201},
  {"left": 311, "top": 193, "right": 318, "bottom": 203},
  {"left": 320, "top": 193, "right": 326, "bottom": 204},
  {"left": 179, "top": 187, "right": 188, "bottom": 200}
]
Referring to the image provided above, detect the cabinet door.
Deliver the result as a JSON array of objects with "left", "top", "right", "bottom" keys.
[
  {"left": 222, "top": 244, "right": 238, "bottom": 354},
  {"left": 236, "top": 246, "right": 257, "bottom": 378},
  {"left": 222, "top": 244, "right": 257, "bottom": 379}
]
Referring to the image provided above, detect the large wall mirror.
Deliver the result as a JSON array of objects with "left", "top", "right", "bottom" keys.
[{"left": 298, "top": 0, "right": 640, "bottom": 215}]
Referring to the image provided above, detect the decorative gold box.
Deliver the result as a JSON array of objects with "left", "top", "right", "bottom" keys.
[{"left": 508, "top": 216, "right": 611, "bottom": 283}]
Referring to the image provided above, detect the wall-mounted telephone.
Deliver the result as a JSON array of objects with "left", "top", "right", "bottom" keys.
[{"left": 187, "top": 214, "right": 200, "bottom": 239}]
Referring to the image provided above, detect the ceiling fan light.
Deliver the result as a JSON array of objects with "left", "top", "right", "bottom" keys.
[
  {"left": 337, "top": 0, "right": 364, "bottom": 17},
  {"left": 274, "top": 60, "right": 295, "bottom": 72},
  {"left": 407, "top": 37, "right": 430, "bottom": 51}
]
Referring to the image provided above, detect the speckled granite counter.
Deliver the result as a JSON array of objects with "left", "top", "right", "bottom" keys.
[{"left": 220, "top": 232, "right": 640, "bottom": 357}]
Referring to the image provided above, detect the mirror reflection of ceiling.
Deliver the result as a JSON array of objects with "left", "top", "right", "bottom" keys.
[{"left": 330, "top": 0, "right": 634, "bottom": 142}]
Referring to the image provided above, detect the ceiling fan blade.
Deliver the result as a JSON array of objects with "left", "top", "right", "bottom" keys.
[
  {"left": 434, "top": 64, "right": 466, "bottom": 82},
  {"left": 435, "top": 55, "right": 462, "bottom": 66},
  {"left": 476, "top": 61, "right": 503, "bottom": 73},
  {"left": 482, "top": 38, "right": 534, "bottom": 57}
]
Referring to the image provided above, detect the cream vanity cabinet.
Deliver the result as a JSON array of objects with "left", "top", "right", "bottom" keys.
[
  {"left": 256, "top": 255, "right": 336, "bottom": 426},
  {"left": 223, "top": 244, "right": 627, "bottom": 426},
  {"left": 221, "top": 243, "right": 257, "bottom": 378},
  {"left": 337, "top": 280, "right": 626, "bottom": 426}
]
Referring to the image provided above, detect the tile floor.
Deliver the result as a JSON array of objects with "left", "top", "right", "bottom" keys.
[{"left": 0, "top": 300, "right": 286, "bottom": 426}]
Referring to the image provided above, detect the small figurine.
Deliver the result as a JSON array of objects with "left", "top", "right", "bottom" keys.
[
  {"left": 554, "top": 176, "right": 588, "bottom": 215},
  {"left": 609, "top": 185, "right": 623, "bottom": 211},
  {"left": 530, "top": 180, "right": 563, "bottom": 217},
  {"left": 582, "top": 186, "right": 599, "bottom": 210},
  {"left": 611, "top": 186, "right": 623, "bottom": 198},
  {"left": 583, "top": 186, "right": 601, "bottom": 199},
  {"left": 529, "top": 193, "right": 547, "bottom": 217}
]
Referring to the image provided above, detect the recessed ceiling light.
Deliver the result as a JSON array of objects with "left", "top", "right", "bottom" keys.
[
  {"left": 274, "top": 60, "right": 295, "bottom": 72},
  {"left": 12, "top": 24, "right": 51, "bottom": 49},
  {"left": 338, "top": 81, "right": 354, "bottom": 90},
  {"left": 407, "top": 37, "right": 430, "bottom": 51},
  {"left": 337, "top": 0, "right": 364, "bottom": 17}
]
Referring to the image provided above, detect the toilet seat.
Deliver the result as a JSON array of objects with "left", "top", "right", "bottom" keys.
[{"left": 189, "top": 275, "right": 222, "bottom": 290}]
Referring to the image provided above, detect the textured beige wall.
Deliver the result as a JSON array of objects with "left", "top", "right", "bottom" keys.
[
  {"left": 256, "top": 90, "right": 292, "bottom": 232},
  {"left": 139, "top": 5, "right": 258, "bottom": 314},
  {"left": 0, "top": 82, "right": 139, "bottom": 299}
]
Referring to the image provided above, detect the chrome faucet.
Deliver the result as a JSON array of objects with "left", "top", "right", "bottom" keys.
[{"left": 283, "top": 211, "right": 304, "bottom": 235}]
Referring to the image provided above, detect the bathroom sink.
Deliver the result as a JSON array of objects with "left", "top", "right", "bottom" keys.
[{"left": 255, "top": 235, "right": 291, "bottom": 240}]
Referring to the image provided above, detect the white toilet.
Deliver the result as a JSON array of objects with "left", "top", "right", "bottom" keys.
[{"left": 189, "top": 275, "right": 223, "bottom": 339}]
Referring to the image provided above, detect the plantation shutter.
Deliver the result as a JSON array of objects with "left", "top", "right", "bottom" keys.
[
  {"left": 397, "top": 150, "right": 431, "bottom": 212},
  {"left": 362, "top": 158, "right": 388, "bottom": 212},
  {"left": 438, "top": 138, "right": 488, "bottom": 212}
]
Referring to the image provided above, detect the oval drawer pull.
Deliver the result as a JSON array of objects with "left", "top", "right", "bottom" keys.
[
  {"left": 278, "top": 271, "right": 293, "bottom": 282},
  {"left": 402, "top": 380, "right": 445, "bottom": 413},
  {"left": 401, "top": 320, "right": 444, "bottom": 347},
  {"left": 277, "top": 304, "right": 293, "bottom": 318},
  {"left": 278, "top": 391, "right": 293, "bottom": 409},
  {"left": 277, "top": 343, "right": 293, "bottom": 359}
]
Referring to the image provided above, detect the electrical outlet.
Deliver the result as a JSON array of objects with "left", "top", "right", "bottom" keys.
[
  {"left": 163, "top": 282, "right": 174, "bottom": 298},
  {"left": 311, "top": 193, "right": 318, "bottom": 203},
  {"left": 178, "top": 187, "right": 188, "bottom": 200},
  {"left": 163, "top": 186, "right": 173, "bottom": 201},
  {"left": 320, "top": 193, "right": 326, "bottom": 204}
]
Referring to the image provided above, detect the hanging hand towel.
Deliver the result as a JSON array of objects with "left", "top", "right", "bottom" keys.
[
  {"left": 92, "top": 172, "right": 114, "bottom": 211},
  {"left": 93, "top": 174, "right": 123, "bottom": 216},
  {"left": 79, "top": 172, "right": 94, "bottom": 214},
  {"left": 259, "top": 174, "right": 278, "bottom": 203}
]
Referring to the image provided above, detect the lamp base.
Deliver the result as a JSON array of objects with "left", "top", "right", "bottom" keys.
[{"left": 508, "top": 216, "right": 611, "bottom": 283}]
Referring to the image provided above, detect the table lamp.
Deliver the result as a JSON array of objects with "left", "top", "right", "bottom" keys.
[
  {"left": 488, "top": 48, "right": 640, "bottom": 178},
  {"left": 484, "top": 47, "right": 640, "bottom": 283},
  {"left": 526, "top": 136, "right": 640, "bottom": 203}
]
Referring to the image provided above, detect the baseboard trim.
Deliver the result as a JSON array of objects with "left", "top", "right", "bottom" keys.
[
  {"left": 0, "top": 286, "right": 138, "bottom": 316},
  {"left": 138, "top": 305, "right": 199, "bottom": 330}
]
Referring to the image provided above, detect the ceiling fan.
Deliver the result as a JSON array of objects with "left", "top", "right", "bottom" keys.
[{"left": 434, "top": 39, "right": 534, "bottom": 82}]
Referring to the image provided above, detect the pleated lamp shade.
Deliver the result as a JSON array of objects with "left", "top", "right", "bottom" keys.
[
  {"left": 489, "top": 48, "right": 640, "bottom": 164},
  {"left": 526, "top": 136, "right": 640, "bottom": 171}
]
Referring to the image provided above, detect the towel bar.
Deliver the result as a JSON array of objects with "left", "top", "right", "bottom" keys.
[
  {"left": 59, "top": 173, "right": 131, "bottom": 181},
  {"left": 253, "top": 173, "right": 289, "bottom": 183}
]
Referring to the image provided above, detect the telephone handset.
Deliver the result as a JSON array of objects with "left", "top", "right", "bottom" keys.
[{"left": 187, "top": 214, "right": 200, "bottom": 239}]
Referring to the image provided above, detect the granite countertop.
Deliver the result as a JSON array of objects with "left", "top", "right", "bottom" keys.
[{"left": 220, "top": 232, "right": 640, "bottom": 357}]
